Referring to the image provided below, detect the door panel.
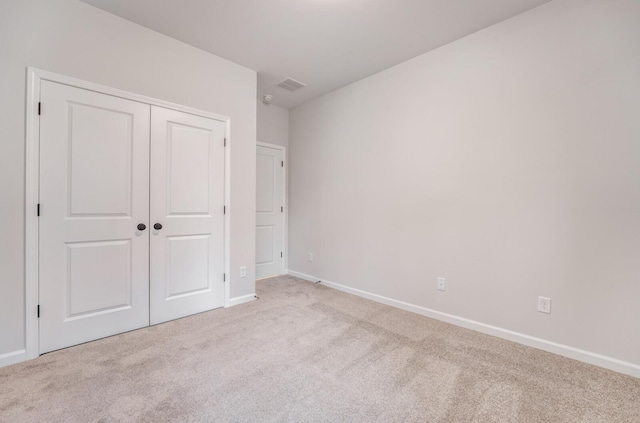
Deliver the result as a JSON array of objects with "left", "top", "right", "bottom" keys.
[
  {"left": 256, "top": 154, "right": 275, "bottom": 212},
  {"left": 67, "top": 102, "right": 133, "bottom": 216},
  {"left": 256, "top": 145, "right": 284, "bottom": 279},
  {"left": 39, "top": 81, "right": 150, "bottom": 354},
  {"left": 66, "top": 240, "right": 132, "bottom": 317},
  {"left": 256, "top": 225, "right": 275, "bottom": 265},
  {"left": 150, "top": 106, "right": 226, "bottom": 325},
  {"left": 167, "top": 123, "right": 212, "bottom": 215},
  {"left": 166, "top": 235, "right": 211, "bottom": 298}
]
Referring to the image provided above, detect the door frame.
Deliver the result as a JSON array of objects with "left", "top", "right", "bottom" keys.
[
  {"left": 256, "top": 141, "right": 287, "bottom": 277},
  {"left": 25, "top": 67, "right": 232, "bottom": 360}
]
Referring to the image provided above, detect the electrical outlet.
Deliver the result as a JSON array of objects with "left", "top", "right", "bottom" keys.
[
  {"left": 240, "top": 266, "right": 247, "bottom": 278},
  {"left": 538, "top": 296, "right": 551, "bottom": 314},
  {"left": 308, "top": 252, "right": 313, "bottom": 262},
  {"left": 437, "top": 277, "right": 446, "bottom": 291}
]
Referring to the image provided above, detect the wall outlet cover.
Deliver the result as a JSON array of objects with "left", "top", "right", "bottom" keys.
[
  {"left": 538, "top": 296, "right": 551, "bottom": 314},
  {"left": 308, "top": 252, "right": 313, "bottom": 262},
  {"left": 240, "top": 266, "right": 247, "bottom": 278},
  {"left": 437, "top": 277, "right": 446, "bottom": 291}
]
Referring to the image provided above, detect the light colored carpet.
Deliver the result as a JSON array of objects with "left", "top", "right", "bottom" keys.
[{"left": 1, "top": 275, "right": 639, "bottom": 422}]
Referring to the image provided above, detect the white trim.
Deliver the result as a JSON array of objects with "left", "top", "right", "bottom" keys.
[
  {"left": 228, "top": 294, "right": 257, "bottom": 307},
  {"left": 287, "top": 270, "right": 640, "bottom": 379},
  {"left": 0, "top": 350, "right": 27, "bottom": 368},
  {"left": 25, "top": 68, "right": 40, "bottom": 361},
  {"left": 224, "top": 119, "right": 232, "bottom": 307},
  {"left": 256, "top": 276, "right": 279, "bottom": 281},
  {"left": 24, "top": 67, "right": 232, "bottom": 362},
  {"left": 256, "top": 141, "right": 287, "bottom": 275}
]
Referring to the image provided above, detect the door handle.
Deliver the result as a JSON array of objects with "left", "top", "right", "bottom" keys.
[
  {"left": 137, "top": 223, "right": 147, "bottom": 231},
  {"left": 154, "top": 223, "right": 163, "bottom": 230}
]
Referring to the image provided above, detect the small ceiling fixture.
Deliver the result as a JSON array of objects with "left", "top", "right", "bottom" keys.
[
  {"left": 262, "top": 94, "right": 273, "bottom": 104},
  {"left": 277, "top": 77, "right": 307, "bottom": 92}
]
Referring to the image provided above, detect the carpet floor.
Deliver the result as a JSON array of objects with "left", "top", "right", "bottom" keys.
[{"left": 1, "top": 275, "right": 639, "bottom": 422}]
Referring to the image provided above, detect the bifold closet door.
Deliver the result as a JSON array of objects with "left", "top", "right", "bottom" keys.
[
  {"left": 39, "top": 81, "right": 151, "bottom": 354},
  {"left": 149, "top": 106, "right": 226, "bottom": 325}
]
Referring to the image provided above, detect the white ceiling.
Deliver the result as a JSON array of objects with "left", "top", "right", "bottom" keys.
[{"left": 80, "top": 0, "right": 551, "bottom": 109}]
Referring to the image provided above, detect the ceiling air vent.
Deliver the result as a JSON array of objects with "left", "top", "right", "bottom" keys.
[{"left": 277, "top": 77, "right": 307, "bottom": 92}]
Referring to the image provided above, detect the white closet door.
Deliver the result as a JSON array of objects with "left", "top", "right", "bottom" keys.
[
  {"left": 255, "top": 145, "right": 284, "bottom": 279},
  {"left": 149, "top": 106, "right": 226, "bottom": 325},
  {"left": 39, "top": 81, "right": 151, "bottom": 354}
]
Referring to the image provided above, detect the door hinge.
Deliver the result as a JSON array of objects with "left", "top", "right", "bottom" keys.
[
  {"left": 281, "top": 160, "right": 284, "bottom": 167},
  {"left": 224, "top": 138, "right": 226, "bottom": 147},
  {"left": 224, "top": 205, "right": 226, "bottom": 214},
  {"left": 37, "top": 305, "right": 40, "bottom": 318},
  {"left": 281, "top": 252, "right": 283, "bottom": 258},
  {"left": 281, "top": 206, "right": 283, "bottom": 213},
  {"left": 223, "top": 273, "right": 226, "bottom": 282},
  {"left": 37, "top": 203, "right": 40, "bottom": 217},
  {"left": 38, "top": 102, "right": 41, "bottom": 116}
]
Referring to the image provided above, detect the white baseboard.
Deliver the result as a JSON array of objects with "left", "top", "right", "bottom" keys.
[
  {"left": 287, "top": 270, "right": 640, "bottom": 379},
  {"left": 228, "top": 293, "right": 257, "bottom": 307},
  {"left": 0, "top": 349, "right": 26, "bottom": 368}
]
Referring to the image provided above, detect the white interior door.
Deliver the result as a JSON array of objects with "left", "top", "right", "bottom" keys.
[
  {"left": 39, "top": 81, "right": 151, "bottom": 354},
  {"left": 256, "top": 145, "right": 284, "bottom": 279},
  {"left": 149, "top": 106, "right": 226, "bottom": 325}
]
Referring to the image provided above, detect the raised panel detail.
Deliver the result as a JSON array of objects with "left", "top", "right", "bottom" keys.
[
  {"left": 167, "top": 123, "right": 211, "bottom": 215},
  {"left": 166, "top": 235, "right": 211, "bottom": 299},
  {"left": 256, "top": 154, "right": 275, "bottom": 213},
  {"left": 256, "top": 225, "right": 274, "bottom": 265},
  {"left": 68, "top": 103, "right": 133, "bottom": 216},
  {"left": 66, "top": 240, "right": 132, "bottom": 318}
]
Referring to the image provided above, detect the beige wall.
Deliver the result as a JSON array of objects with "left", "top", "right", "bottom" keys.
[
  {"left": 257, "top": 102, "right": 289, "bottom": 148},
  {"left": 289, "top": 0, "right": 640, "bottom": 366},
  {"left": 0, "top": 0, "right": 257, "bottom": 359}
]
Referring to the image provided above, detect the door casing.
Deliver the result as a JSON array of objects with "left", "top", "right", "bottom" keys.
[{"left": 25, "top": 67, "right": 231, "bottom": 360}]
